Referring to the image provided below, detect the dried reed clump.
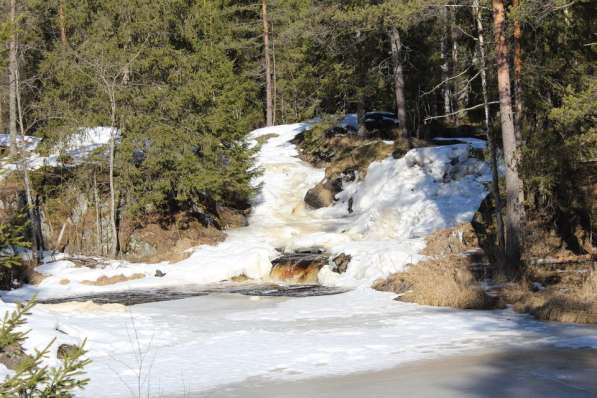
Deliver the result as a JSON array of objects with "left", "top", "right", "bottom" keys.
[{"left": 374, "top": 255, "right": 496, "bottom": 310}]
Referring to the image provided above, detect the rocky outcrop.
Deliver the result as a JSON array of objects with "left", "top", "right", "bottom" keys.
[{"left": 124, "top": 221, "right": 225, "bottom": 263}]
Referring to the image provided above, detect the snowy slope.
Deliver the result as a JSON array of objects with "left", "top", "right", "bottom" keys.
[{"left": 4, "top": 122, "right": 493, "bottom": 299}]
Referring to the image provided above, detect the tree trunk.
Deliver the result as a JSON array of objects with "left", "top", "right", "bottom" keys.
[
  {"left": 440, "top": 6, "right": 451, "bottom": 118},
  {"left": 492, "top": 0, "right": 526, "bottom": 269},
  {"left": 450, "top": 7, "right": 463, "bottom": 123},
  {"left": 271, "top": 20, "right": 277, "bottom": 125},
  {"left": 109, "top": 120, "right": 118, "bottom": 258},
  {"left": 13, "top": 38, "right": 42, "bottom": 265},
  {"left": 513, "top": 0, "right": 523, "bottom": 142},
  {"left": 58, "top": 0, "right": 68, "bottom": 48},
  {"left": 473, "top": 0, "right": 505, "bottom": 257},
  {"left": 389, "top": 27, "right": 408, "bottom": 139},
  {"left": 8, "top": 0, "right": 18, "bottom": 157},
  {"left": 261, "top": 0, "right": 273, "bottom": 127},
  {"left": 94, "top": 170, "right": 102, "bottom": 256}
]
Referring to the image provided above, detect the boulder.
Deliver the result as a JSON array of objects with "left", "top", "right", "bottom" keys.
[
  {"left": 270, "top": 253, "right": 328, "bottom": 284},
  {"left": 57, "top": 344, "right": 79, "bottom": 360},
  {"left": 304, "top": 178, "right": 342, "bottom": 209},
  {"left": 331, "top": 253, "right": 351, "bottom": 274}
]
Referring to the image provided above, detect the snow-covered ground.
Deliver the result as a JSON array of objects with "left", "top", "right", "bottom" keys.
[
  {"left": 1, "top": 122, "right": 596, "bottom": 397},
  {"left": 3, "top": 290, "right": 597, "bottom": 398},
  {"left": 4, "top": 122, "right": 492, "bottom": 299},
  {"left": 0, "top": 127, "right": 116, "bottom": 176}
]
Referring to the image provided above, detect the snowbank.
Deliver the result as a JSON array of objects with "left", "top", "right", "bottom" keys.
[{"left": 0, "top": 127, "right": 118, "bottom": 175}]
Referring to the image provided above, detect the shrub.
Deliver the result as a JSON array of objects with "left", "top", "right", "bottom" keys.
[{"left": 0, "top": 300, "right": 91, "bottom": 397}]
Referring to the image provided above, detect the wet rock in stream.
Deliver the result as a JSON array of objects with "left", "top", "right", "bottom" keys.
[{"left": 270, "top": 253, "right": 329, "bottom": 284}]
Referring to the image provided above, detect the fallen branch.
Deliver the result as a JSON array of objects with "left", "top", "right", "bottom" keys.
[{"left": 424, "top": 101, "right": 499, "bottom": 122}]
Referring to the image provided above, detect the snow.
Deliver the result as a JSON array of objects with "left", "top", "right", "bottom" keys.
[
  {"left": 0, "top": 127, "right": 117, "bottom": 175},
  {"left": 1, "top": 290, "right": 596, "bottom": 397},
  {"left": 0, "top": 134, "right": 42, "bottom": 151},
  {"left": 4, "top": 122, "right": 494, "bottom": 299},
  {"left": 433, "top": 136, "right": 488, "bottom": 150},
  {"left": 1, "top": 121, "right": 596, "bottom": 396}
]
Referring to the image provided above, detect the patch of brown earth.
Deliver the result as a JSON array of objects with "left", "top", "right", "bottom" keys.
[{"left": 81, "top": 273, "right": 145, "bottom": 286}]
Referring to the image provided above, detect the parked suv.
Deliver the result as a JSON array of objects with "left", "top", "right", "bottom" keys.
[{"left": 361, "top": 112, "right": 400, "bottom": 130}]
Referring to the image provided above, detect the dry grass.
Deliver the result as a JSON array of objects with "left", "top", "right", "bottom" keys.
[
  {"left": 374, "top": 255, "right": 497, "bottom": 310},
  {"left": 502, "top": 269, "right": 597, "bottom": 324},
  {"left": 255, "top": 133, "right": 279, "bottom": 146},
  {"left": 421, "top": 223, "right": 479, "bottom": 257},
  {"left": 81, "top": 273, "right": 145, "bottom": 286}
]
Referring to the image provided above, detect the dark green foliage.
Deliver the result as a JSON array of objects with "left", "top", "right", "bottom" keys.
[{"left": 0, "top": 219, "right": 29, "bottom": 271}]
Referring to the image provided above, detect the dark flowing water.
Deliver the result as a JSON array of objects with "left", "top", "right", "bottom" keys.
[{"left": 37, "top": 283, "right": 349, "bottom": 306}]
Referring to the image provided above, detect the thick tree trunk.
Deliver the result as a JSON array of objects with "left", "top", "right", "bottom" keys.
[
  {"left": 8, "top": 0, "right": 18, "bottom": 157},
  {"left": 261, "top": 0, "right": 273, "bottom": 126},
  {"left": 440, "top": 6, "right": 451, "bottom": 118},
  {"left": 58, "top": 0, "right": 68, "bottom": 48},
  {"left": 389, "top": 27, "right": 408, "bottom": 139},
  {"left": 492, "top": 0, "right": 526, "bottom": 268},
  {"left": 513, "top": 0, "right": 523, "bottom": 142},
  {"left": 473, "top": 0, "right": 505, "bottom": 256}
]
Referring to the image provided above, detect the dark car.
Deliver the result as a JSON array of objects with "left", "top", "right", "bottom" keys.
[{"left": 361, "top": 112, "right": 400, "bottom": 131}]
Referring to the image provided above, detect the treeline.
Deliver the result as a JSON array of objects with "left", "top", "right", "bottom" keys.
[{"left": 0, "top": 0, "right": 595, "bottom": 265}]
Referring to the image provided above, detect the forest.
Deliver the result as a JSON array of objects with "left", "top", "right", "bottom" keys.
[{"left": 0, "top": 1, "right": 595, "bottom": 396}]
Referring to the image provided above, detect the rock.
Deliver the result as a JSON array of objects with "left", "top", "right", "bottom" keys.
[
  {"left": 155, "top": 269, "right": 166, "bottom": 278},
  {"left": 57, "top": 344, "right": 78, "bottom": 360},
  {"left": 217, "top": 206, "right": 249, "bottom": 229},
  {"left": 331, "top": 253, "right": 351, "bottom": 273},
  {"left": 0, "top": 343, "right": 25, "bottom": 370},
  {"left": 270, "top": 253, "right": 329, "bottom": 284},
  {"left": 304, "top": 178, "right": 342, "bottom": 209}
]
